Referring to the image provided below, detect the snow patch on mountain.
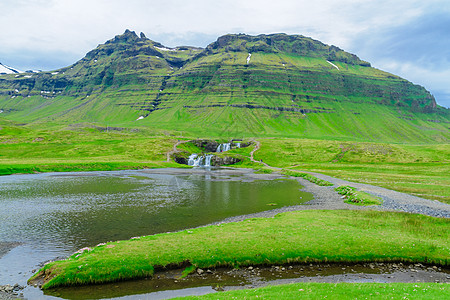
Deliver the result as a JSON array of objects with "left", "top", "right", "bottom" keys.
[
  {"left": 326, "top": 61, "right": 340, "bottom": 70},
  {"left": 155, "top": 46, "right": 177, "bottom": 52},
  {"left": 0, "top": 63, "right": 22, "bottom": 74}
]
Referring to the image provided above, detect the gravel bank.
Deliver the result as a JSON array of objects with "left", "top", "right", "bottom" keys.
[{"left": 308, "top": 172, "right": 450, "bottom": 218}]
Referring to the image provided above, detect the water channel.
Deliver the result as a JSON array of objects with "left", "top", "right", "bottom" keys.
[{"left": 0, "top": 168, "right": 311, "bottom": 299}]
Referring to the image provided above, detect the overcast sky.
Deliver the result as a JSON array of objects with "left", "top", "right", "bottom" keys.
[{"left": 1, "top": 0, "right": 449, "bottom": 107}]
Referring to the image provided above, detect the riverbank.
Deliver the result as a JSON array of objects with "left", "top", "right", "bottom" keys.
[{"left": 30, "top": 210, "right": 450, "bottom": 289}]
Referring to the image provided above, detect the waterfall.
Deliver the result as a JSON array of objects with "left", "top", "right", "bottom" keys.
[
  {"left": 216, "top": 143, "right": 231, "bottom": 152},
  {"left": 188, "top": 153, "right": 198, "bottom": 166},
  {"left": 188, "top": 153, "right": 203, "bottom": 166},
  {"left": 204, "top": 154, "right": 213, "bottom": 167},
  {"left": 235, "top": 142, "right": 241, "bottom": 148},
  {"left": 188, "top": 153, "right": 214, "bottom": 167}
]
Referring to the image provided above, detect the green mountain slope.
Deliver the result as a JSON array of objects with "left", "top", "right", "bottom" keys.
[{"left": 0, "top": 30, "right": 448, "bottom": 142}]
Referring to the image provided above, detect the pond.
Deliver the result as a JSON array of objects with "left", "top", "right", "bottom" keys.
[{"left": 0, "top": 168, "right": 311, "bottom": 299}]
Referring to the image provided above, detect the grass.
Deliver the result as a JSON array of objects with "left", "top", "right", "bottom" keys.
[
  {"left": 175, "top": 282, "right": 450, "bottom": 299},
  {"left": 0, "top": 161, "right": 182, "bottom": 176},
  {"left": 335, "top": 185, "right": 383, "bottom": 206},
  {"left": 254, "top": 138, "right": 450, "bottom": 203},
  {"left": 30, "top": 210, "right": 450, "bottom": 289},
  {"left": 0, "top": 122, "right": 181, "bottom": 175},
  {"left": 282, "top": 170, "right": 333, "bottom": 186}
]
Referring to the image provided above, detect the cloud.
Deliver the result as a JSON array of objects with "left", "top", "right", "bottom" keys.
[
  {"left": 1, "top": 0, "right": 434, "bottom": 54},
  {"left": 349, "top": 4, "right": 450, "bottom": 107},
  {"left": 0, "top": 0, "right": 448, "bottom": 107}
]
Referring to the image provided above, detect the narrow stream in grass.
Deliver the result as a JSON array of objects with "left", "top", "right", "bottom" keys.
[
  {"left": 0, "top": 168, "right": 311, "bottom": 299},
  {"left": 46, "top": 262, "right": 450, "bottom": 300}
]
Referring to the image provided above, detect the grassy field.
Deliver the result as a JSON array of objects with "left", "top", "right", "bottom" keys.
[
  {"left": 30, "top": 210, "right": 450, "bottom": 289},
  {"left": 252, "top": 138, "right": 450, "bottom": 203},
  {"left": 0, "top": 120, "right": 184, "bottom": 175},
  {"left": 175, "top": 282, "right": 450, "bottom": 299}
]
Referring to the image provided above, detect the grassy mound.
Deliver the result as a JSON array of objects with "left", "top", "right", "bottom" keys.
[
  {"left": 30, "top": 210, "right": 450, "bottom": 289},
  {"left": 335, "top": 185, "right": 383, "bottom": 206},
  {"left": 282, "top": 170, "right": 333, "bottom": 186}
]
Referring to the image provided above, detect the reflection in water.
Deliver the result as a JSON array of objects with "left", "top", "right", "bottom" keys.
[{"left": 0, "top": 169, "right": 311, "bottom": 299}]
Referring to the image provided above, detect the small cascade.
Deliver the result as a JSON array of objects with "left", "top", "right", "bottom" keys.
[
  {"left": 188, "top": 153, "right": 214, "bottom": 167},
  {"left": 188, "top": 153, "right": 197, "bottom": 166},
  {"left": 235, "top": 142, "right": 241, "bottom": 148},
  {"left": 216, "top": 143, "right": 231, "bottom": 152},
  {"left": 188, "top": 154, "right": 200, "bottom": 166},
  {"left": 204, "top": 154, "right": 213, "bottom": 167}
]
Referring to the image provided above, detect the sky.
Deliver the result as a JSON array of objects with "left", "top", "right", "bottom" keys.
[{"left": 1, "top": 0, "right": 449, "bottom": 108}]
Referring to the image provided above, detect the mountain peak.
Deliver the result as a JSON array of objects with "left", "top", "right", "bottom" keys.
[
  {"left": 106, "top": 29, "right": 141, "bottom": 44},
  {"left": 206, "top": 33, "right": 370, "bottom": 66}
]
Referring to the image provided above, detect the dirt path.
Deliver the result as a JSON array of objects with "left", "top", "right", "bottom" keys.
[
  {"left": 166, "top": 140, "right": 188, "bottom": 162},
  {"left": 249, "top": 140, "right": 281, "bottom": 170}
]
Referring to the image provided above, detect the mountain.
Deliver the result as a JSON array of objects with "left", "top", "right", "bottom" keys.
[
  {"left": 0, "top": 62, "right": 21, "bottom": 74},
  {"left": 0, "top": 30, "right": 448, "bottom": 142}
]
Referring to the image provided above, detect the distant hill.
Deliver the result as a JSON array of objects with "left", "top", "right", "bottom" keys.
[{"left": 0, "top": 30, "right": 448, "bottom": 142}]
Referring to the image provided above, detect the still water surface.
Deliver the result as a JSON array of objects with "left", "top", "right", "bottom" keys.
[{"left": 0, "top": 168, "right": 311, "bottom": 299}]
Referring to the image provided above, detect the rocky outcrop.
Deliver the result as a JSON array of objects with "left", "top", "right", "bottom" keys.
[
  {"left": 211, "top": 156, "right": 242, "bottom": 166},
  {"left": 190, "top": 139, "right": 219, "bottom": 152},
  {"left": 171, "top": 151, "right": 189, "bottom": 165}
]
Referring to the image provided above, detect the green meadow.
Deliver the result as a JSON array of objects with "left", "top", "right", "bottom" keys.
[
  {"left": 252, "top": 138, "right": 450, "bottom": 203},
  {"left": 0, "top": 120, "right": 182, "bottom": 175}
]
